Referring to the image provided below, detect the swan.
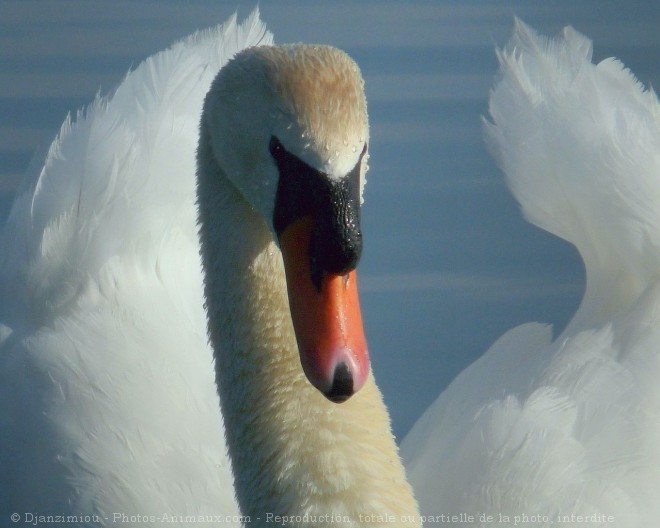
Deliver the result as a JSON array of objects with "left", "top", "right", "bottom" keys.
[
  {"left": 0, "top": 9, "right": 418, "bottom": 527},
  {"left": 402, "top": 20, "right": 660, "bottom": 527},
  {"left": 5, "top": 8, "right": 656, "bottom": 528}
]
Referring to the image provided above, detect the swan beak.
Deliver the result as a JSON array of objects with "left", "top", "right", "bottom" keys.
[{"left": 279, "top": 216, "right": 370, "bottom": 402}]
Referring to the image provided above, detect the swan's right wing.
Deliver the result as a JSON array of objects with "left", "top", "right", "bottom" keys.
[{"left": 0, "top": 10, "right": 271, "bottom": 520}]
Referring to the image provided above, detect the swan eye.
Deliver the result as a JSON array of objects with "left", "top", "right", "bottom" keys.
[
  {"left": 270, "top": 135, "right": 364, "bottom": 289},
  {"left": 269, "top": 136, "right": 285, "bottom": 158},
  {"left": 269, "top": 135, "right": 317, "bottom": 236}
]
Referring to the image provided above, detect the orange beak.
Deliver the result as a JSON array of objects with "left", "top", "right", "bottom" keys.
[{"left": 279, "top": 216, "right": 370, "bottom": 402}]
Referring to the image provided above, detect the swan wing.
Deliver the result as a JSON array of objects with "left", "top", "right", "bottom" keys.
[
  {"left": 486, "top": 19, "right": 660, "bottom": 331},
  {"left": 405, "top": 20, "right": 660, "bottom": 526},
  {"left": 0, "top": 10, "right": 271, "bottom": 519}
]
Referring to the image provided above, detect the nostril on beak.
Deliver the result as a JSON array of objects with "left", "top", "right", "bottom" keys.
[{"left": 326, "top": 362, "right": 354, "bottom": 403}]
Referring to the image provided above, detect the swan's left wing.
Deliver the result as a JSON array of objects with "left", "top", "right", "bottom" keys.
[{"left": 403, "top": 20, "right": 660, "bottom": 527}]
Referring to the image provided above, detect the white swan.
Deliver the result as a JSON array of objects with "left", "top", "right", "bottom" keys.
[
  {"left": 4, "top": 8, "right": 657, "bottom": 528},
  {"left": 0, "top": 9, "right": 418, "bottom": 527},
  {"left": 402, "top": 20, "right": 660, "bottom": 527}
]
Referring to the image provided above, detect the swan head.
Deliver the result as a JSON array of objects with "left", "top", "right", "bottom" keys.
[{"left": 202, "top": 44, "right": 370, "bottom": 402}]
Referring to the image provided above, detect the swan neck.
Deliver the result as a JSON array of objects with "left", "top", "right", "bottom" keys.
[{"left": 196, "top": 129, "right": 420, "bottom": 526}]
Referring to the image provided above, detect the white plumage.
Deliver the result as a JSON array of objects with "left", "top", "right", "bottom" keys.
[
  {"left": 402, "top": 20, "right": 660, "bottom": 527},
  {"left": 0, "top": 11, "right": 270, "bottom": 521},
  {"left": 0, "top": 9, "right": 418, "bottom": 527},
  {"left": 3, "top": 8, "right": 659, "bottom": 528}
]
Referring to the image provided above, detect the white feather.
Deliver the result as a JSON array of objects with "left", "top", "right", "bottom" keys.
[
  {"left": 403, "top": 20, "right": 660, "bottom": 527},
  {"left": 0, "top": 10, "right": 271, "bottom": 522},
  {"left": 10, "top": 10, "right": 658, "bottom": 528},
  {"left": 0, "top": 10, "right": 420, "bottom": 528}
]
